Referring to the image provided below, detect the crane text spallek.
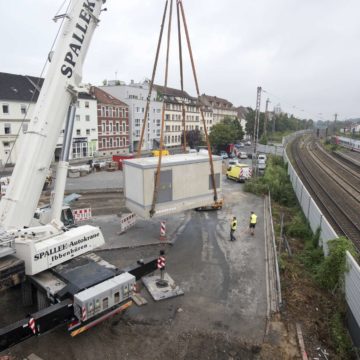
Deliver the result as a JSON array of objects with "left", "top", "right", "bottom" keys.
[{"left": 61, "top": 1, "right": 96, "bottom": 78}]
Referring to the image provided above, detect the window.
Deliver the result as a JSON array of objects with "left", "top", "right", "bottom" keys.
[
  {"left": 109, "top": 138, "right": 113, "bottom": 147},
  {"left": 135, "top": 130, "right": 140, "bottom": 137},
  {"left": 2, "top": 105, "right": 9, "bottom": 114},
  {"left": 165, "top": 114, "right": 170, "bottom": 120},
  {"left": 4, "top": 123, "right": 11, "bottom": 134},
  {"left": 102, "top": 297, "right": 108, "bottom": 309},
  {"left": 156, "top": 129, "right": 160, "bottom": 136},
  {"left": 22, "top": 124, "right": 28, "bottom": 133},
  {"left": 157, "top": 109, "right": 161, "bottom": 113},
  {"left": 136, "top": 107, "right": 140, "bottom": 113},
  {"left": 109, "top": 122, "right": 113, "bottom": 133},
  {"left": 122, "top": 122, "right": 126, "bottom": 133},
  {"left": 102, "top": 122, "right": 106, "bottom": 133},
  {"left": 101, "top": 106, "right": 105, "bottom": 116},
  {"left": 76, "top": 129, "right": 81, "bottom": 135},
  {"left": 117, "top": 138, "right": 120, "bottom": 147},
  {"left": 114, "top": 292, "right": 120, "bottom": 304},
  {"left": 86, "top": 129, "right": 90, "bottom": 135},
  {"left": 76, "top": 115, "right": 80, "bottom": 121},
  {"left": 102, "top": 138, "right": 106, "bottom": 148},
  {"left": 157, "top": 119, "right": 161, "bottom": 126},
  {"left": 85, "top": 115, "right": 90, "bottom": 122},
  {"left": 3, "top": 142, "right": 9, "bottom": 148},
  {"left": 85, "top": 101, "right": 89, "bottom": 108},
  {"left": 76, "top": 101, "right": 80, "bottom": 107},
  {"left": 135, "top": 119, "right": 141, "bottom": 127},
  {"left": 116, "top": 122, "right": 120, "bottom": 132},
  {"left": 21, "top": 104, "right": 27, "bottom": 114}
]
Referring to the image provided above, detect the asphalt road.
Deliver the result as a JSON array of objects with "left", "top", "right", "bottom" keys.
[{"left": 2, "top": 167, "right": 269, "bottom": 359}]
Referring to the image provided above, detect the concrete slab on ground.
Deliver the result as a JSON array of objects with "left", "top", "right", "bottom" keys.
[{"left": 142, "top": 273, "right": 184, "bottom": 301}]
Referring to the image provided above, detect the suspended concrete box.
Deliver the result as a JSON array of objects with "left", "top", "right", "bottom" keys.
[{"left": 123, "top": 153, "right": 222, "bottom": 219}]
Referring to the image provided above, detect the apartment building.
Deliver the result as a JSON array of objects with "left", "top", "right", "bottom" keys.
[
  {"left": 101, "top": 80, "right": 162, "bottom": 152},
  {"left": 199, "top": 94, "right": 238, "bottom": 126},
  {"left": 91, "top": 86, "right": 129, "bottom": 156},
  {"left": 153, "top": 85, "right": 202, "bottom": 148}
]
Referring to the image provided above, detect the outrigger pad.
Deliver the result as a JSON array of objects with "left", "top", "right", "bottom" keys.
[{"left": 142, "top": 272, "right": 184, "bottom": 301}]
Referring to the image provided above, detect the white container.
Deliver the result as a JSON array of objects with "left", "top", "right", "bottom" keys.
[{"left": 123, "top": 153, "right": 222, "bottom": 218}]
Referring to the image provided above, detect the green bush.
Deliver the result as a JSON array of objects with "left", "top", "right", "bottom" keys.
[
  {"left": 243, "top": 179, "right": 268, "bottom": 195},
  {"left": 330, "top": 311, "right": 354, "bottom": 359},
  {"left": 316, "top": 237, "right": 357, "bottom": 291},
  {"left": 285, "top": 213, "right": 312, "bottom": 239}
]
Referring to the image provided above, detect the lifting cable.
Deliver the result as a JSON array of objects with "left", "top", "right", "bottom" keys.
[
  {"left": 178, "top": 0, "right": 218, "bottom": 201},
  {"left": 150, "top": 0, "right": 174, "bottom": 217},
  {"left": 143, "top": 0, "right": 218, "bottom": 217},
  {"left": 136, "top": 0, "right": 169, "bottom": 158},
  {"left": 176, "top": 0, "right": 187, "bottom": 152}
]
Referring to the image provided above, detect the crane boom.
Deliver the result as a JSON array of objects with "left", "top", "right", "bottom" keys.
[{"left": 0, "top": 0, "right": 105, "bottom": 230}]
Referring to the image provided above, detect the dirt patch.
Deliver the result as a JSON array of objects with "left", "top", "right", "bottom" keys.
[{"left": 272, "top": 203, "right": 348, "bottom": 359}]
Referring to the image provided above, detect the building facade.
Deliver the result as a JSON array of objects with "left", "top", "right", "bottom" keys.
[
  {"left": 91, "top": 86, "right": 129, "bottom": 156},
  {"left": 199, "top": 94, "right": 238, "bottom": 126},
  {"left": 101, "top": 80, "right": 162, "bottom": 152},
  {"left": 0, "top": 72, "right": 99, "bottom": 165},
  {"left": 154, "top": 85, "right": 203, "bottom": 148}
]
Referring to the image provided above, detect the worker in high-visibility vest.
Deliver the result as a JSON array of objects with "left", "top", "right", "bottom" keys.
[
  {"left": 249, "top": 211, "right": 257, "bottom": 236},
  {"left": 230, "top": 216, "right": 237, "bottom": 241}
]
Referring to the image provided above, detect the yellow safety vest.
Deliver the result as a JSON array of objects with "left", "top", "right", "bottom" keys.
[
  {"left": 250, "top": 214, "right": 257, "bottom": 224},
  {"left": 231, "top": 220, "right": 237, "bottom": 230}
]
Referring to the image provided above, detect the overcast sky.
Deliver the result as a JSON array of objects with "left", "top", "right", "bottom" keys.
[{"left": 1, "top": 0, "right": 360, "bottom": 121}]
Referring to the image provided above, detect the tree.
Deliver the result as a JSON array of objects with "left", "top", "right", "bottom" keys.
[
  {"left": 182, "top": 129, "right": 204, "bottom": 148},
  {"left": 209, "top": 118, "right": 244, "bottom": 151},
  {"left": 223, "top": 116, "right": 244, "bottom": 141}
]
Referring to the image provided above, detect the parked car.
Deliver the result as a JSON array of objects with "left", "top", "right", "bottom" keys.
[
  {"left": 226, "top": 163, "right": 252, "bottom": 182},
  {"left": 238, "top": 151, "right": 247, "bottom": 159},
  {"left": 238, "top": 142, "right": 245, "bottom": 148},
  {"left": 245, "top": 141, "right": 251, "bottom": 146},
  {"left": 220, "top": 151, "right": 228, "bottom": 159},
  {"left": 257, "top": 154, "right": 267, "bottom": 170}
]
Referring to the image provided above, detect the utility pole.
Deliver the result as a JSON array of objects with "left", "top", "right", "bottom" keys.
[
  {"left": 334, "top": 113, "right": 338, "bottom": 135},
  {"left": 264, "top": 98, "right": 270, "bottom": 138},
  {"left": 253, "top": 86, "right": 262, "bottom": 175}
]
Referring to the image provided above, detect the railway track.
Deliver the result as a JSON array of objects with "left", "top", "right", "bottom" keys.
[{"left": 290, "top": 136, "right": 360, "bottom": 250}]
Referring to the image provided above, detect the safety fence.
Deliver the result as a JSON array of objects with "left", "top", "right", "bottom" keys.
[
  {"left": 259, "top": 131, "right": 360, "bottom": 345},
  {"left": 257, "top": 144, "right": 284, "bottom": 156}
]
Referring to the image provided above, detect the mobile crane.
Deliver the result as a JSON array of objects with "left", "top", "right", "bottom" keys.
[{"left": 0, "top": 0, "right": 159, "bottom": 350}]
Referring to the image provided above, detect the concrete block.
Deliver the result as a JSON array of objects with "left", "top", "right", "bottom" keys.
[{"left": 123, "top": 153, "right": 222, "bottom": 219}]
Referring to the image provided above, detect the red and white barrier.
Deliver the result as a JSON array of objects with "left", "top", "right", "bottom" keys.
[
  {"left": 82, "top": 305, "right": 87, "bottom": 321},
  {"left": 28, "top": 317, "right": 36, "bottom": 334},
  {"left": 160, "top": 221, "right": 166, "bottom": 240},
  {"left": 157, "top": 256, "right": 165, "bottom": 270},
  {"left": 73, "top": 208, "right": 92, "bottom": 222},
  {"left": 120, "top": 213, "right": 136, "bottom": 233}
]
